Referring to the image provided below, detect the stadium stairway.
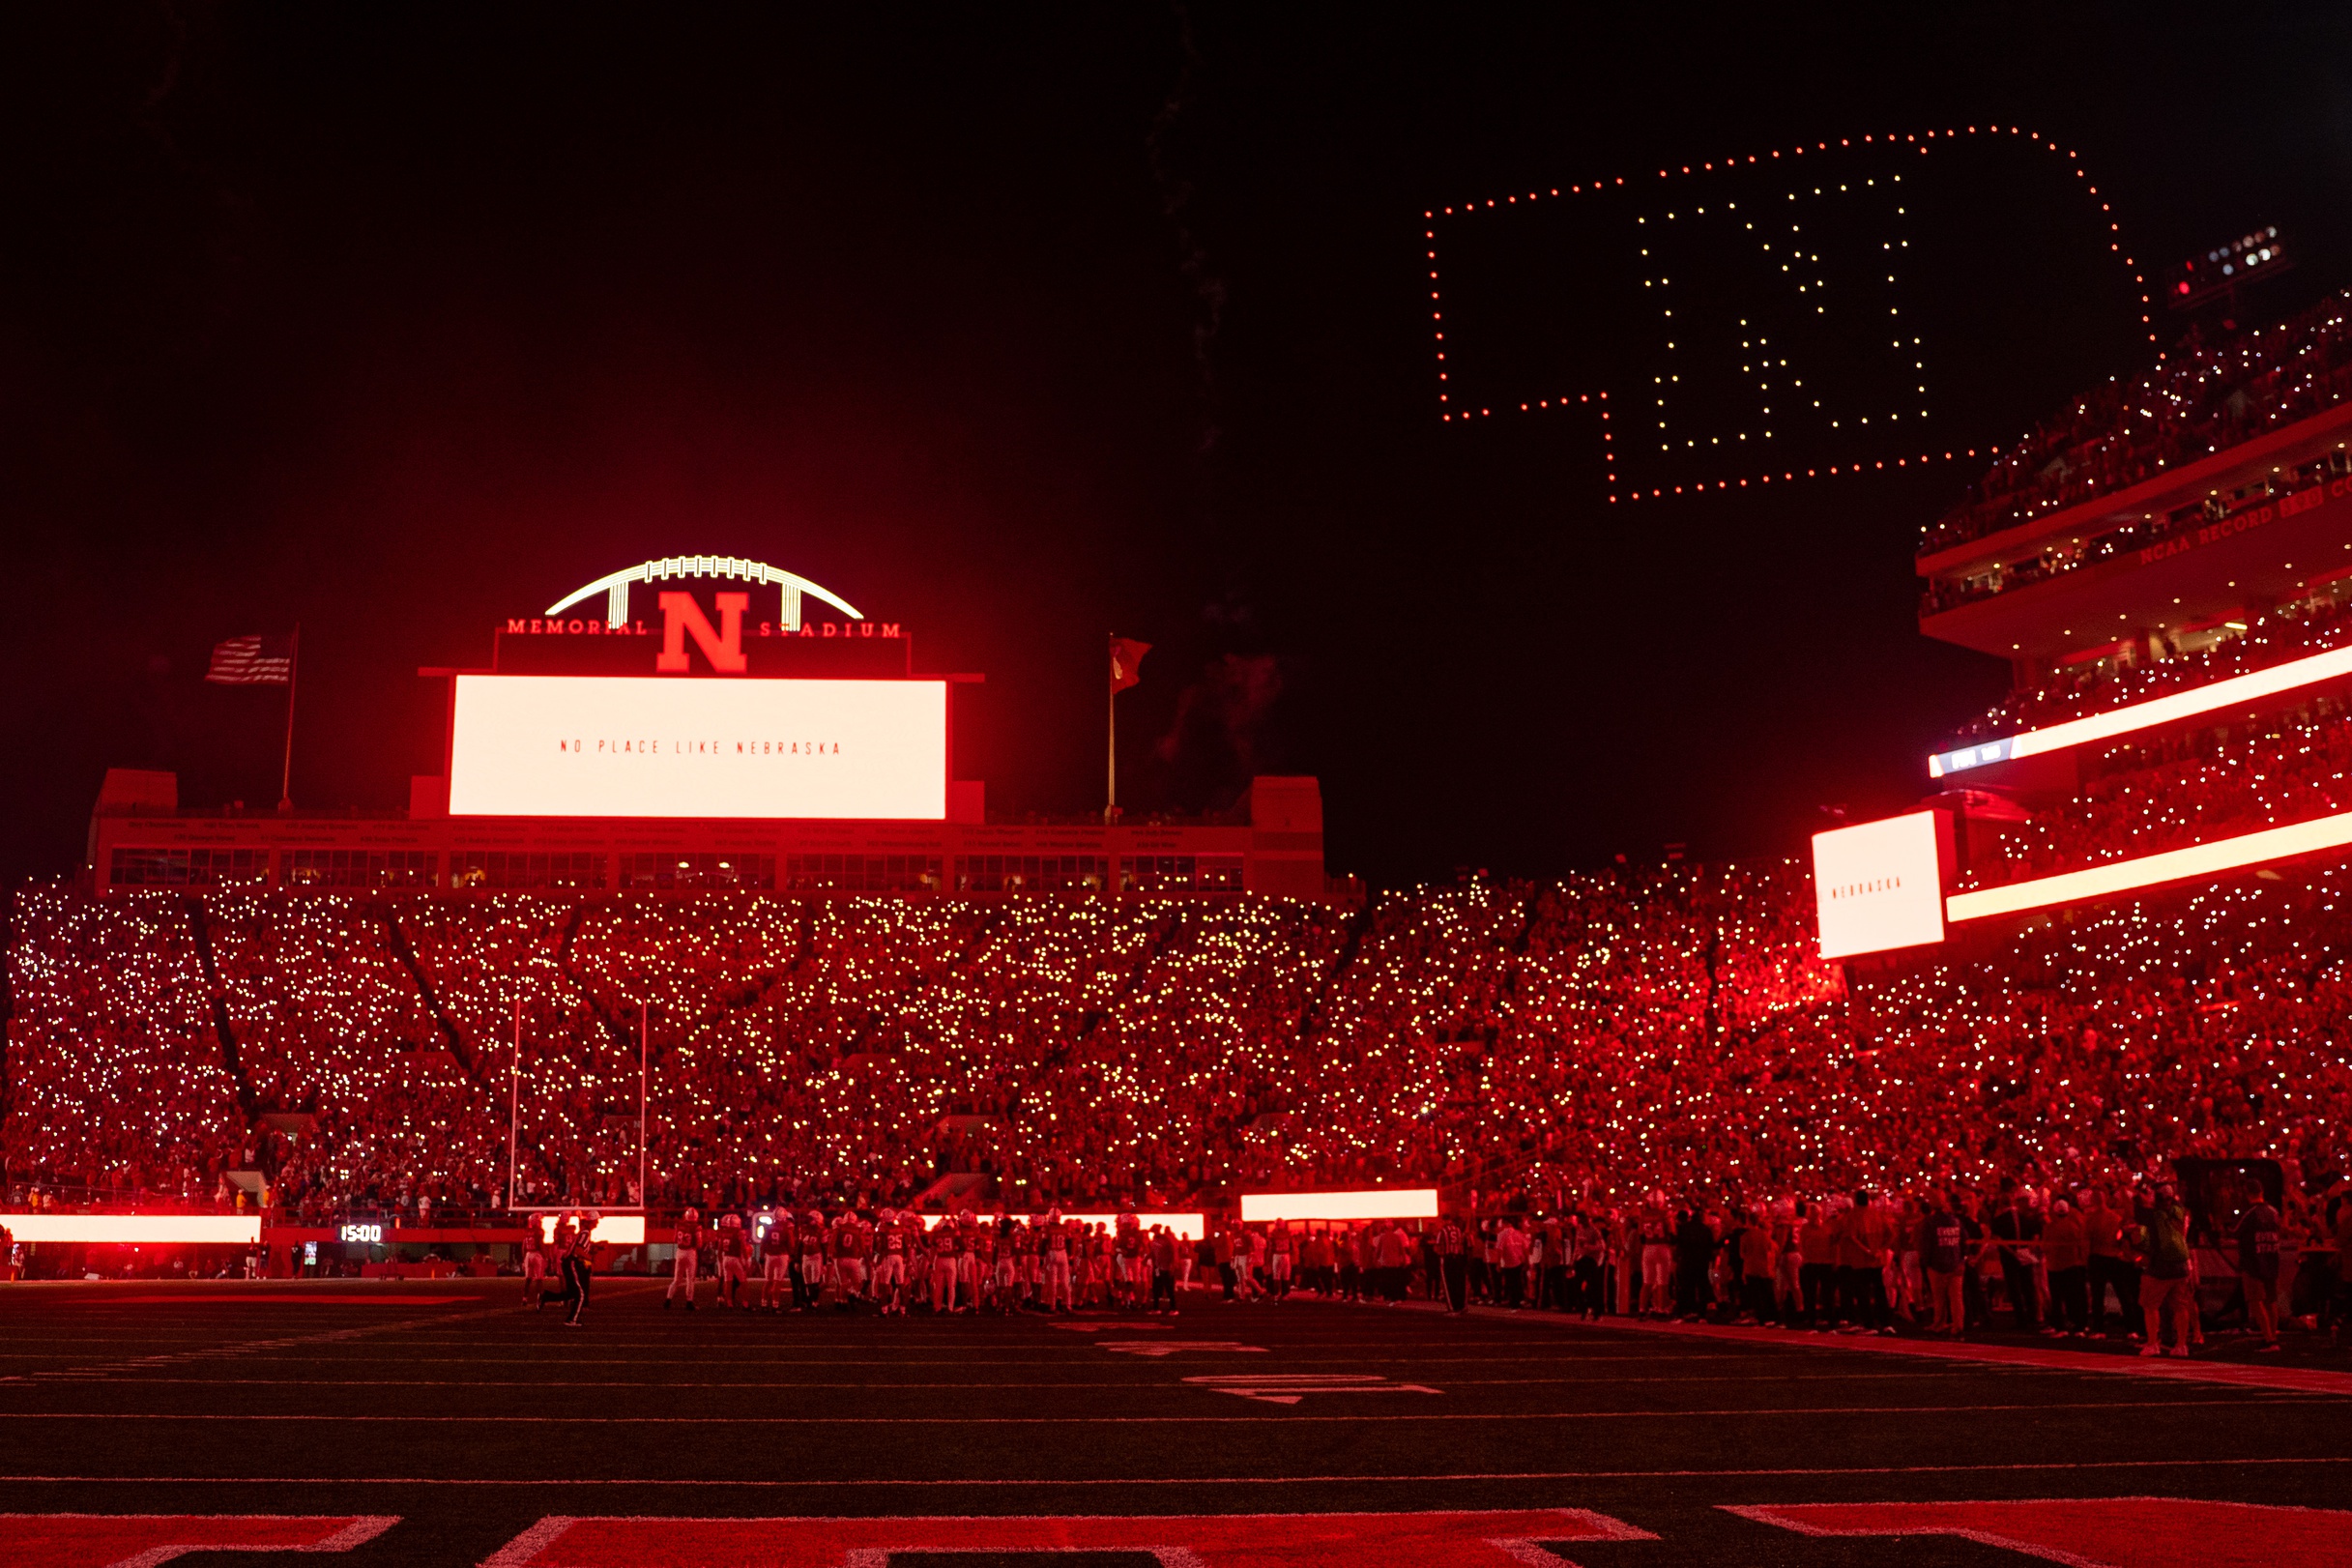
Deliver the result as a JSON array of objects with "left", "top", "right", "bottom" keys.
[
  {"left": 180, "top": 894, "right": 261, "bottom": 1121},
  {"left": 378, "top": 905, "right": 487, "bottom": 1090}
]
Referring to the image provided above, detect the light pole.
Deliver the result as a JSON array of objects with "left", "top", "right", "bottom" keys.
[{"left": 639, "top": 1001, "right": 651, "bottom": 1210}]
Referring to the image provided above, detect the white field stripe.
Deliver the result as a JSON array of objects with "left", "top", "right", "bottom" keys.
[
  {"left": 1932, "top": 642, "right": 2352, "bottom": 778},
  {"left": 0, "top": 1371, "right": 1989, "bottom": 1389},
  {"left": 1946, "top": 808, "right": 2352, "bottom": 922},
  {"left": 0, "top": 1458, "right": 2346, "bottom": 1487},
  {"left": 0, "top": 1398, "right": 2319, "bottom": 1425},
  {"left": 0, "top": 1353, "right": 1774, "bottom": 1368}
]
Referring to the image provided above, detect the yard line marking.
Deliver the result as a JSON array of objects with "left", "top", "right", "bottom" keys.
[
  {"left": 0, "top": 1301, "right": 535, "bottom": 1387},
  {"left": 0, "top": 1511, "right": 397, "bottom": 1564},
  {"left": 477, "top": 1509, "right": 1657, "bottom": 1568},
  {"left": 1096, "top": 1341, "right": 1266, "bottom": 1357},
  {"left": 0, "top": 1397, "right": 2326, "bottom": 1425},
  {"left": 1, "top": 1457, "right": 2349, "bottom": 1488},
  {"left": 0, "top": 1351, "right": 1775, "bottom": 1367},
  {"left": 1723, "top": 1497, "right": 2352, "bottom": 1565},
  {"left": 0, "top": 1370, "right": 1989, "bottom": 1390},
  {"left": 1182, "top": 1374, "right": 1442, "bottom": 1405},
  {"left": 86, "top": 1295, "right": 475, "bottom": 1306}
]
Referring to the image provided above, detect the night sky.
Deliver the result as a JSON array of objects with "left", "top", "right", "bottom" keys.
[{"left": 7, "top": 5, "right": 2352, "bottom": 887}]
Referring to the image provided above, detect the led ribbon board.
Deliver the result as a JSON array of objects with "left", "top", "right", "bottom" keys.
[
  {"left": 535, "top": 1214, "right": 648, "bottom": 1245},
  {"left": 1931, "top": 642, "right": 2352, "bottom": 779},
  {"left": 448, "top": 675, "right": 947, "bottom": 820},
  {"left": 0, "top": 1214, "right": 262, "bottom": 1245},
  {"left": 1947, "top": 807, "right": 2352, "bottom": 923},
  {"left": 1238, "top": 1189, "right": 1439, "bottom": 1223},
  {"left": 915, "top": 1212, "right": 1205, "bottom": 1241}
]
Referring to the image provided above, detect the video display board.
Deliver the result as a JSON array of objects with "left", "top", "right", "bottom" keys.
[
  {"left": 449, "top": 675, "right": 947, "bottom": 820},
  {"left": 1812, "top": 810, "right": 1949, "bottom": 959}
]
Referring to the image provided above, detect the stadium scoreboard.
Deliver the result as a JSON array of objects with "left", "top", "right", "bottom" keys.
[{"left": 448, "top": 674, "right": 948, "bottom": 821}]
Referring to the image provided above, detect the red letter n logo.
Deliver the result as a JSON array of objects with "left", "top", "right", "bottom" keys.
[{"left": 656, "top": 592, "right": 749, "bottom": 673}]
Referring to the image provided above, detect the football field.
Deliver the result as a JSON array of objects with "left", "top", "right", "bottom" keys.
[{"left": 1, "top": 1279, "right": 2348, "bottom": 1565}]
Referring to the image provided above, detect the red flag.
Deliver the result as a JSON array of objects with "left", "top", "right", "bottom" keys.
[{"left": 1109, "top": 636, "right": 1150, "bottom": 694}]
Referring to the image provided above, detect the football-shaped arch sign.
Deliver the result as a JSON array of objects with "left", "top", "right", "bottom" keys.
[{"left": 548, "top": 556, "right": 863, "bottom": 634}]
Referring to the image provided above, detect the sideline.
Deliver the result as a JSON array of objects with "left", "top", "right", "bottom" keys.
[
  {"left": 0, "top": 1455, "right": 2348, "bottom": 1488},
  {"left": 1400, "top": 1299, "right": 2352, "bottom": 1399}
]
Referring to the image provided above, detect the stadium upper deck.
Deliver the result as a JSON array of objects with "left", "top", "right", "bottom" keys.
[{"left": 1917, "top": 291, "right": 2352, "bottom": 678}]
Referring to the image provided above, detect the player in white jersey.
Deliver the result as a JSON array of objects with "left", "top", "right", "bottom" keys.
[
  {"left": 521, "top": 1234, "right": 549, "bottom": 1308},
  {"left": 1114, "top": 1216, "right": 1145, "bottom": 1312},
  {"left": 1041, "top": 1211, "right": 1074, "bottom": 1313},
  {"left": 871, "top": 1209, "right": 908, "bottom": 1315},
  {"left": 664, "top": 1208, "right": 702, "bottom": 1311},
  {"left": 989, "top": 1215, "right": 1020, "bottom": 1312},
  {"left": 759, "top": 1213, "right": 795, "bottom": 1312},
  {"left": 717, "top": 1213, "right": 751, "bottom": 1309},
  {"left": 797, "top": 1209, "right": 828, "bottom": 1311},
  {"left": 954, "top": 1219, "right": 981, "bottom": 1313},
  {"left": 928, "top": 1223, "right": 960, "bottom": 1313},
  {"left": 832, "top": 1211, "right": 870, "bottom": 1311},
  {"left": 1015, "top": 1218, "right": 1042, "bottom": 1310},
  {"left": 1086, "top": 1225, "right": 1114, "bottom": 1309}
]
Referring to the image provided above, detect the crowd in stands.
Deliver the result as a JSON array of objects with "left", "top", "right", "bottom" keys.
[
  {"left": 5, "top": 864, "right": 2347, "bottom": 1290},
  {"left": 1960, "top": 700, "right": 2352, "bottom": 890},
  {"left": 1951, "top": 591, "right": 2352, "bottom": 745},
  {"left": 1922, "top": 289, "right": 2352, "bottom": 557}
]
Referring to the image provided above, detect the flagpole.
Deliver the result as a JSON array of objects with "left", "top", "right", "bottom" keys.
[
  {"left": 277, "top": 624, "right": 301, "bottom": 812},
  {"left": 507, "top": 993, "right": 522, "bottom": 1211},
  {"left": 1105, "top": 647, "right": 1118, "bottom": 826},
  {"left": 638, "top": 1002, "right": 650, "bottom": 1211}
]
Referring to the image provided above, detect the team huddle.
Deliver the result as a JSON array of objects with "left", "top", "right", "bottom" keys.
[{"left": 528, "top": 1207, "right": 1192, "bottom": 1320}]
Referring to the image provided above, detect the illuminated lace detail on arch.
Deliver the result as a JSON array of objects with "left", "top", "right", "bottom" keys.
[{"left": 547, "top": 557, "right": 863, "bottom": 632}]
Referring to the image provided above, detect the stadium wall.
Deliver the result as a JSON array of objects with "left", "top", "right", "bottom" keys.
[{"left": 85, "top": 772, "right": 1327, "bottom": 900}]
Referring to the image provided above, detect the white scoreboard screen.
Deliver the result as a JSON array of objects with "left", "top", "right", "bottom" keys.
[
  {"left": 448, "top": 674, "right": 947, "bottom": 820},
  {"left": 1812, "top": 809, "right": 1950, "bottom": 960}
]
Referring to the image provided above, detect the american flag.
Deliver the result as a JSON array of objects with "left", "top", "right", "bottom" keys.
[{"left": 206, "top": 633, "right": 295, "bottom": 685}]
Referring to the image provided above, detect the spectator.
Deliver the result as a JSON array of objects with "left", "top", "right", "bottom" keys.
[
  {"left": 2043, "top": 1197, "right": 2090, "bottom": 1336},
  {"left": 2136, "top": 1181, "right": 2196, "bottom": 1357}
]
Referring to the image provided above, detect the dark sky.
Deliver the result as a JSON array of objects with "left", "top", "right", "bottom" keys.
[{"left": 6, "top": 4, "right": 2352, "bottom": 886}]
